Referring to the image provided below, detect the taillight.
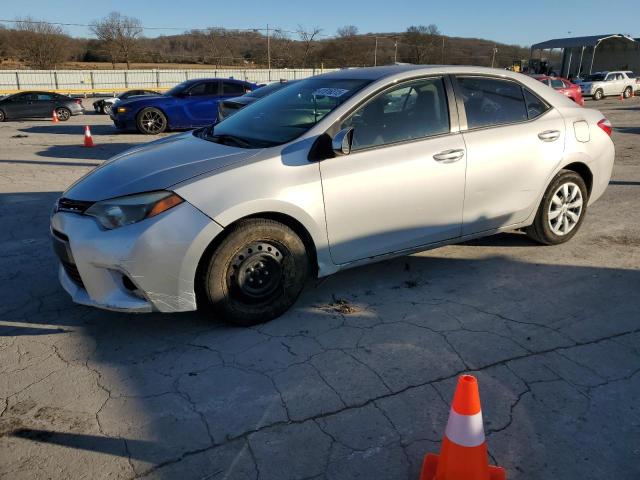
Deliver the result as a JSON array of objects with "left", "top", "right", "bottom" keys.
[{"left": 597, "top": 118, "right": 612, "bottom": 136}]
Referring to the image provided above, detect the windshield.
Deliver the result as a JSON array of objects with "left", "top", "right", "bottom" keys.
[
  {"left": 204, "top": 77, "right": 371, "bottom": 147},
  {"left": 585, "top": 74, "right": 606, "bottom": 81},
  {"left": 164, "top": 81, "right": 189, "bottom": 96},
  {"left": 246, "top": 81, "right": 296, "bottom": 99}
]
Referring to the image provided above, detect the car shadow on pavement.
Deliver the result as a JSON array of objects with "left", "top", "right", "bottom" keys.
[
  {"left": 2, "top": 191, "right": 640, "bottom": 479},
  {"left": 613, "top": 126, "right": 640, "bottom": 135},
  {"left": 19, "top": 125, "right": 120, "bottom": 136},
  {"left": 35, "top": 143, "right": 139, "bottom": 161}
]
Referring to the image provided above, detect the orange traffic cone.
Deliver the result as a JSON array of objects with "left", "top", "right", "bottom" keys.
[
  {"left": 419, "top": 375, "right": 506, "bottom": 480},
  {"left": 619, "top": 93, "right": 624, "bottom": 101},
  {"left": 83, "top": 126, "right": 94, "bottom": 148},
  {"left": 52, "top": 109, "right": 59, "bottom": 123}
]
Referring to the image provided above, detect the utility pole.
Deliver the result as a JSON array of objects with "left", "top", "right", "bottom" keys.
[
  {"left": 441, "top": 36, "right": 445, "bottom": 63},
  {"left": 374, "top": 37, "right": 378, "bottom": 66},
  {"left": 266, "top": 24, "right": 271, "bottom": 76},
  {"left": 394, "top": 38, "right": 398, "bottom": 63},
  {"left": 491, "top": 46, "right": 498, "bottom": 68}
]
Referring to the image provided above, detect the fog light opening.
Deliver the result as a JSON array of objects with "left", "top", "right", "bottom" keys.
[{"left": 121, "top": 274, "right": 145, "bottom": 299}]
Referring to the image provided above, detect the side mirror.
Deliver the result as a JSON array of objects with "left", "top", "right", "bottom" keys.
[{"left": 332, "top": 127, "right": 354, "bottom": 156}]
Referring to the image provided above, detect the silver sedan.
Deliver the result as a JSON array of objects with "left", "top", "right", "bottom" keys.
[{"left": 51, "top": 65, "right": 614, "bottom": 325}]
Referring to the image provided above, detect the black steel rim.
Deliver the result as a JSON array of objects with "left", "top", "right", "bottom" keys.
[{"left": 227, "top": 242, "right": 285, "bottom": 302}]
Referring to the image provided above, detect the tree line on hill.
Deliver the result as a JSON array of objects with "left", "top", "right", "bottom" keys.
[{"left": 0, "top": 13, "right": 532, "bottom": 70}]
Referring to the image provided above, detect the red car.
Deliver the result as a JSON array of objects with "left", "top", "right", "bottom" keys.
[{"left": 534, "top": 75, "right": 584, "bottom": 106}]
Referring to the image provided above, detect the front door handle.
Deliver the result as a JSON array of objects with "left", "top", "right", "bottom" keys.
[
  {"left": 538, "top": 130, "right": 561, "bottom": 142},
  {"left": 433, "top": 149, "right": 465, "bottom": 163}
]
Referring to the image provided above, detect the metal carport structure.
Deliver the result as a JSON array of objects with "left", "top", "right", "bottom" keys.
[{"left": 531, "top": 34, "right": 638, "bottom": 78}]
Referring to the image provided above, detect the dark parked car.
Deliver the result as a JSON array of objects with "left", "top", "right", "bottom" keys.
[
  {"left": 218, "top": 80, "right": 298, "bottom": 119},
  {"left": 110, "top": 78, "right": 257, "bottom": 134},
  {"left": 93, "top": 89, "right": 159, "bottom": 115},
  {"left": 0, "top": 91, "right": 84, "bottom": 122}
]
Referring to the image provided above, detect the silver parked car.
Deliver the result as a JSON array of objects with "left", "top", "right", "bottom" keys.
[
  {"left": 51, "top": 65, "right": 614, "bottom": 325},
  {"left": 578, "top": 71, "right": 638, "bottom": 100}
]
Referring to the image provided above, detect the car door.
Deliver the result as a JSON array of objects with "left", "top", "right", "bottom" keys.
[
  {"left": 5, "top": 93, "right": 37, "bottom": 118},
  {"left": 454, "top": 76, "right": 566, "bottom": 235},
  {"left": 603, "top": 73, "right": 618, "bottom": 95},
  {"left": 181, "top": 80, "right": 220, "bottom": 126},
  {"left": 32, "top": 93, "right": 56, "bottom": 117},
  {"left": 319, "top": 76, "right": 467, "bottom": 265}
]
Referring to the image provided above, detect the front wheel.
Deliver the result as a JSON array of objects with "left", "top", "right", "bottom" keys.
[
  {"left": 136, "top": 107, "right": 167, "bottom": 134},
  {"left": 593, "top": 89, "right": 603, "bottom": 101},
  {"left": 202, "top": 218, "right": 309, "bottom": 326},
  {"left": 0, "top": 109, "right": 5, "bottom": 122},
  {"left": 526, "top": 170, "right": 588, "bottom": 245}
]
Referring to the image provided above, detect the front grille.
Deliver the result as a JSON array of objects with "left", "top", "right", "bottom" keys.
[
  {"left": 61, "top": 261, "right": 84, "bottom": 287},
  {"left": 56, "top": 197, "right": 94, "bottom": 214}
]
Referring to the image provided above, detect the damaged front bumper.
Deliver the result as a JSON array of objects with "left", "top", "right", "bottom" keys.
[{"left": 51, "top": 201, "right": 223, "bottom": 313}]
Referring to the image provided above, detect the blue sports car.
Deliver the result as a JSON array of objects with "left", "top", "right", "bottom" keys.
[{"left": 110, "top": 78, "right": 257, "bottom": 134}]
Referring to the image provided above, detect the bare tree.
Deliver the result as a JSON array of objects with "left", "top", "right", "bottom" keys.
[
  {"left": 297, "top": 26, "right": 322, "bottom": 67},
  {"left": 91, "top": 12, "right": 143, "bottom": 69},
  {"left": 201, "top": 28, "right": 232, "bottom": 67},
  {"left": 337, "top": 25, "right": 358, "bottom": 38},
  {"left": 403, "top": 24, "right": 440, "bottom": 64},
  {"left": 13, "top": 17, "right": 69, "bottom": 69}
]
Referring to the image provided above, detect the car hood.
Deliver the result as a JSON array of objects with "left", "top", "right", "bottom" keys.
[{"left": 63, "top": 132, "right": 262, "bottom": 201}]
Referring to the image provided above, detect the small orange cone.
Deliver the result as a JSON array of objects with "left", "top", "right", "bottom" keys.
[
  {"left": 619, "top": 93, "right": 624, "bottom": 101},
  {"left": 83, "top": 126, "right": 94, "bottom": 148},
  {"left": 419, "top": 375, "right": 506, "bottom": 480},
  {"left": 52, "top": 109, "right": 59, "bottom": 123}
]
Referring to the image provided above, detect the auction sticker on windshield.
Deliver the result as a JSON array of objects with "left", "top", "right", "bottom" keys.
[{"left": 313, "top": 88, "right": 350, "bottom": 97}]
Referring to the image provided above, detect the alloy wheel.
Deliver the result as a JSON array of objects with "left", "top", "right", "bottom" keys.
[
  {"left": 55, "top": 108, "right": 70, "bottom": 121},
  {"left": 548, "top": 182, "right": 583, "bottom": 236},
  {"left": 140, "top": 110, "right": 166, "bottom": 134}
]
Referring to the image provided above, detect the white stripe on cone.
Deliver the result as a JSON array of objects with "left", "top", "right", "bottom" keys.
[{"left": 444, "top": 408, "right": 485, "bottom": 447}]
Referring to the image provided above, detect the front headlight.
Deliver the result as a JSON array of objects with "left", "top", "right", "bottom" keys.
[{"left": 85, "top": 191, "right": 183, "bottom": 230}]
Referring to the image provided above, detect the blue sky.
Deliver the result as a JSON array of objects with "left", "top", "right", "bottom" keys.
[{"left": 1, "top": 0, "right": 637, "bottom": 46}]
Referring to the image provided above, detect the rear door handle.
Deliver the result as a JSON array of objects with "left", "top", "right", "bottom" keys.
[
  {"left": 538, "top": 130, "right": 561, "bottom": 142},
  {"left": 433, "top": 149, "right": 465, "bottom": 163}
]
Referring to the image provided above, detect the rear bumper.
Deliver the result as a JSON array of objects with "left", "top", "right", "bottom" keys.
[{"left": 51, "top": 201, "right": 224, "bottom": 313}]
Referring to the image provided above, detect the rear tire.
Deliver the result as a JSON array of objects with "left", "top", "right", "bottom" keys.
[
  {"left": 136, "top": 107, "right": 167, "bottom": 134},
  {"left": 526, "top": 170, "right": 588, "bottom": 245},
  {"left": 202, "top": 218, "right": 309, "bottom": 326},
  {"left": 102, "top": 104, "right": 112, "bottom": 115},
  {"left": 0, "top": 109, "right": 5, "bottom": 122},
  {"left": 593, "top": 89, "right": 603, "bottom": 101},
  {"left": 55, "top": 107, "right": 71, "bottom": 121},
  {"left": 623, "top": 86, "right": 632, "bottom": 99}
]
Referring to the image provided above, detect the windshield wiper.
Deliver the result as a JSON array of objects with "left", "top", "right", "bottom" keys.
[{"left": 207, "top": 133, "right": 253, "bottom": 148}]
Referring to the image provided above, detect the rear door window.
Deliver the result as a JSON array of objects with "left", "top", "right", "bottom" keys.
[
  {"left": 456, "top": 76, "right": 528, "bottom": 129},
  {"left": 222, "top": 81, "right": 246, "bottom": 95}
]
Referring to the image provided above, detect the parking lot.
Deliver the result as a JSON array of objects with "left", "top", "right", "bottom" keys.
[{"left": 1, "top": 97, "right": 639, "bottom": 479}]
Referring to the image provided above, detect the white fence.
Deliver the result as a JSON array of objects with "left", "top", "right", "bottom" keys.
[{"left": 0, "top": 68, "right": 337, "bottom": 94}]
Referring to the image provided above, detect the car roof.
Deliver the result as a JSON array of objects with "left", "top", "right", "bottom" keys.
[
  {"left": 183, "top": 78, "right": 250, "bottom": 85},
  {"left": 316, "top": 64, "right": 553, "bottom": 83}
]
